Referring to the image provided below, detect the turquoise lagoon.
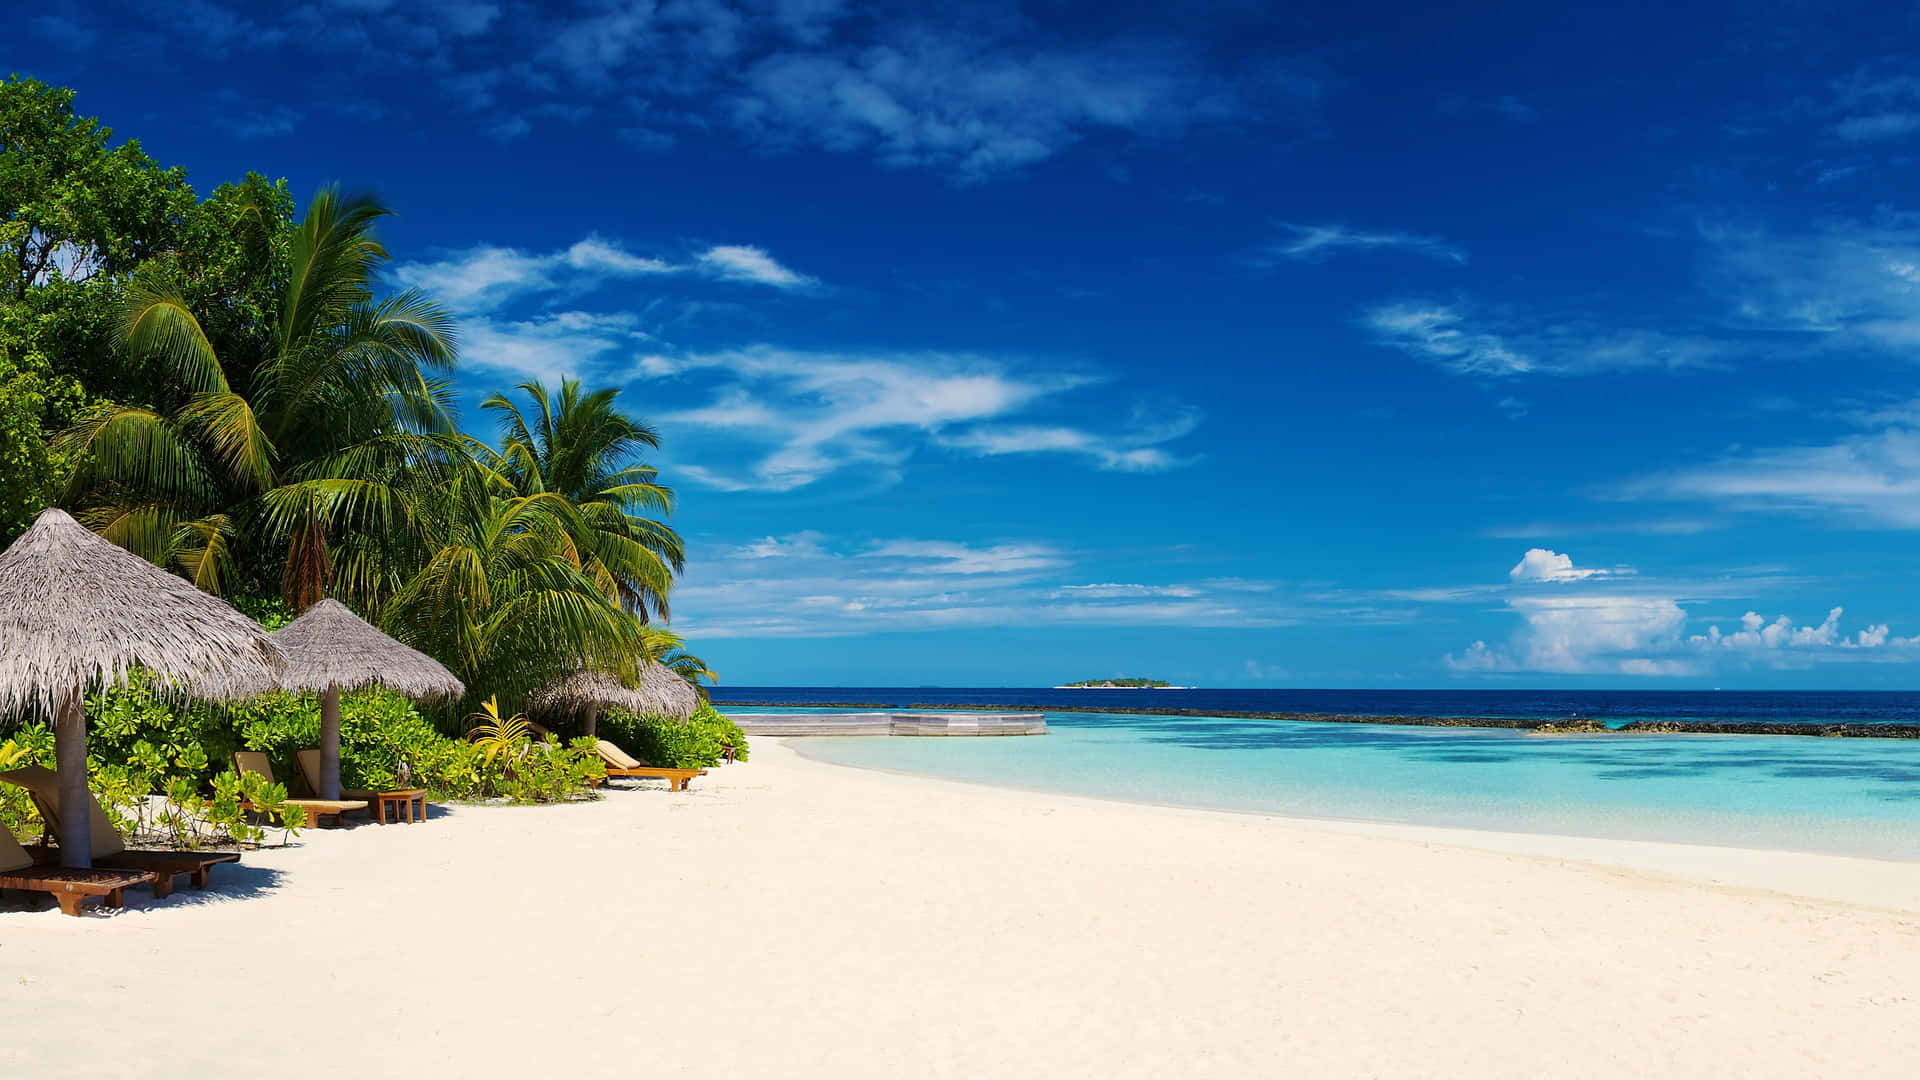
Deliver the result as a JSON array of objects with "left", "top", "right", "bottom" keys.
[{"left": 752, "top": 708, "right": 1920, "bottom": 860}]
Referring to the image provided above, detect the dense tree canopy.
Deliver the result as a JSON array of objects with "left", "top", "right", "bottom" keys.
[{"left": 0, "top": 77, "right": 705, "bottom": 713}]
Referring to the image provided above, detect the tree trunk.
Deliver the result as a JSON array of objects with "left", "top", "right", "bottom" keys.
[
  {"left": 582, "top": 703, "right": 598, "bottom": 739},
  {"left": 53, "top": 685, "right": 91, "bottom": 868},
  {"left": 320, "top": 686, "right": 342, "bottom": 801}
]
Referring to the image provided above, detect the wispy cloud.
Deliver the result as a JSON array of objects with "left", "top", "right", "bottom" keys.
[
  {"left": 646, "top": 347, "right": 1199, "bottom": 491},
  {"left": 90, "top": 2, "right": 1319, "bottom": 180},
  {"left": 1828, "top": 61, "right": 1920, "bottom": 142},
  {"left": 672, "top": 535, "right": 1322, "bottom": 638},
  {"left": 1698, "top": 219, "right": 1920, "bottom": 347},
  {"left": 1622, "top": 427, "right": 1920, "bottom": 528},
  {"left": 392, "top": 236, "right": 809, "bottom": 314},
  {"left": 1362, "top": 300, "right": 1729, "bottom": 377},
  {"left": 1272, "top": 223, "right": 1467, "bottom": 264},
  {"left": 936, "top": 406, "right": 1202, "bottom": 473},
  {"left": 696, "top": 245, "right": 816, "bottom": 288}
]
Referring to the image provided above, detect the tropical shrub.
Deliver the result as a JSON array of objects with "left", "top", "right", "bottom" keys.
[
  {"left": 598, "top": 702, "right": 748, "bottom": 769},
  {"left": 0, "top": 724, "right": 301, "bottom": 849}
]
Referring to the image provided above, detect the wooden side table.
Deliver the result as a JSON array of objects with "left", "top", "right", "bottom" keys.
[{"left": 367, "top": 788, "right": 428, "bottom": 824}]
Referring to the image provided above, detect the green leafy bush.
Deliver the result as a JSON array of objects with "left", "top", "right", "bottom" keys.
[{"left": 598, "top": 702, "right": 748, "bottom": 769}]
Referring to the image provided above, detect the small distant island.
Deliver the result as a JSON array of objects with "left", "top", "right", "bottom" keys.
[{"left": 1054, "top": 678, "right": 1187, "bottom": 689}]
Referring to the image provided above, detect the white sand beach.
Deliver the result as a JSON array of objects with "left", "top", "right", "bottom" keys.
[{"left": 5, "top": 738, "right": 1920, "bottom": 1078}]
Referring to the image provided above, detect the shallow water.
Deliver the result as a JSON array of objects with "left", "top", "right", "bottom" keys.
[{"left": 751, "top": 707, "right": 1920, "bottom": 860}]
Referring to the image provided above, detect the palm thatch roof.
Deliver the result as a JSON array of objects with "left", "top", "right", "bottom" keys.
[
  {"left": 272, "top": 599, "right": 464, "bottom": 700},
  {"left": 532, "top": 662, "right": 698, "bottom": 722},
  {"left": 0, "top": 508, "right": 284, "bottom": 714}
]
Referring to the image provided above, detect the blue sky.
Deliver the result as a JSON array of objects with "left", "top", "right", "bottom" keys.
[{"left": 19, "top": 1, "right": 1920, "bottom": 687}]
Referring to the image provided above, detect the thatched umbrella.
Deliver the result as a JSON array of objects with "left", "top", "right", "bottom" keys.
[
  {"left": 532, "top": 662, "right": 697, "bottom": 736},
  {"left": 272, "top": 599, "right": 464, "bottom": 800},
  {"left": 0, "top": 508, "right": 283, "bottom": 867}
]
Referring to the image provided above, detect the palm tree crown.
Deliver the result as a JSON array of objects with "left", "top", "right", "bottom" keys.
[{"left": 480, "top": 378, "right": 684, "bottom": 621}]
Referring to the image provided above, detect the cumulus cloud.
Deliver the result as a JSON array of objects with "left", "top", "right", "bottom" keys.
[
  {"left": 1447, "top": 594, "right": 1694, "bottom": 675},
  {"left": 1272, "top": 224, "right": 1466, "bottom": 265},
  {"left": 1362, "top": 301, "right": 1729, "bottom": 378},
  {"left": 1449, "top": 552, "right": 1916, "bottom": 675},
  {"left": 1690, "top": 608, "right": 1905, "bottom": 652}
]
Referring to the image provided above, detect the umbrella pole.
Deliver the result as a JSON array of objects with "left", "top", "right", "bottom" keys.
[
  {"left": 320, "top": 686, "right": 342, "bottom": 801},
  {"left": 52, "top": 685, "right": 92, "bottom": 869},
  {"left": 582, "top": 703, "right": 597, "bottom": 739}
]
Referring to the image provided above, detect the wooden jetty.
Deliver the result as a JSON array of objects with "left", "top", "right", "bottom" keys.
[{"left": 733, "top": 712, "right": 1048, "bottom": 737}]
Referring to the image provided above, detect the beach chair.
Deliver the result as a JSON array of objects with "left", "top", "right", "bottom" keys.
[
  {"left": 0, "top": 766, "right": 239, "bottom": 898},
  {"left": 594, "top": 740, "right": 707, "bottom": 791},
  {"left": 231, "top": 752, "right": 367, "bottom": 827},
  {"left": 0, "top": 826, "right": 156, "bottom": 916}
]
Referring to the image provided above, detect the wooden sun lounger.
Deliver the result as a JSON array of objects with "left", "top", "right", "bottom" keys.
[
  {"left": 0, "top": 766, "right": 241, "bottom": 898},
  {"left": 593, "top": 741, "right": 707, "bottom": 791},
  {"left": 231, "top": 752, "right": 367, "bottom": 827},
  {"left": 1, "top": 829, "right": 157, "bottom": 916}
]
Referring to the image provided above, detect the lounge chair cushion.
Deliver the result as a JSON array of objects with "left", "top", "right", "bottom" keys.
[
  {"left": 596, "top": 740, "right": 644, "bottom": 770},
  {"left": 0, "top": 827, "right": 32, "bottom": 873},
  {"left": 0, "top": 766, "right": 126, "bottom": 858},
  {"left": 232, "top": 751, "right": 276, "bottom": 784},
  {"left": 295, "top": 749, "right": 327, "bottom": 796}
]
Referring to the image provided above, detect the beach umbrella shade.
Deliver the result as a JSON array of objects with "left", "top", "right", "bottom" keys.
[
  {"left": 531, "top": 662, "right": 698, "bottom": 737},
  {"left": 271, "top": 599, "right": 464, "bottom": 799},
  {"left": 0, "top": 508, "right": 283, "bottom": 867}
]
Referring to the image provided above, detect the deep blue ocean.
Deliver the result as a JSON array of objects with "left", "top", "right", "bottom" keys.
[
  {"left": 713, "top": 688, "right": 1920, "bottom": 859},
  {"left": 709, "top": 686, "right": 1920, "bottom": 726}
]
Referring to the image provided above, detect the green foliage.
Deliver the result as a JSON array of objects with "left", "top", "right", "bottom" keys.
[
  {"left": 0, "top": 722, "right": 300, "bottom": 849},
  {"left": 599, "top": 702, "right": 748, "bottom": 769},
  {"left": 480, "top": 377, "right": 684, "bottom": 622}
]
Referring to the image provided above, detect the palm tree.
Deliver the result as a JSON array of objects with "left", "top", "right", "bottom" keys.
[
  {"left": 479, "top": 379, "right": 683, "bottom": 621},
  {"left": 641, "top": 625, "right": 719, "bottom": 701},
  {"left": 60, "top": 187, "right": 459, "bottom": 611},
  {"left": 379, "top": 477, "right": 648, "bottom": 711}
]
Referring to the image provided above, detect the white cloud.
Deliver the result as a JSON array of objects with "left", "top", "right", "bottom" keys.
[
  {"left": 736, "top": 531, "right": 830, "bottom": 559},
  {"left": 1447, "top": 594, "right": 1695, "bottom": 675},
  {"left": 672, "top": 532, "right": 1294, "bottom": 638},
  {"left": 726, "top": 33, "right": 1297, "bottom": 181},
  {"left": 391, "top": 236, "right": 805, "bottom": 316},
  {"left": 1627, "top": 428, "right": 1920, "bottom": 528},
  {"left": 1509, "top": 548, "right": 1617, "bottom": 582},
  {"left": 937, "top": 407, "right": 1201, "bottom": 472},
  {"left": 1698, "top": 220, "right": 1920, "bottom": 348},
  {"left": 1450, "top": 552, "right": 1918, "bottom": 675},
  {"left": 695, "top": 245, "right": 813, "bottom": 288},
  {"left": 1689, "top": 608, "right": 1908, "bottom": 652},
  {"left": 1273, "top": 223, "right": 1466, "bottom": 264},
  {"left": 653, "top": 347, "right": 1198, "bottom": 490},
  {"left": 861, "top": 540, "right": 1066, "bottom": 575},
  {"left": 1051, "top": 583, "right": 1203, "bottom": 599},
  {"left": 1829, "top": 62, "right": 1920, "bottom": 142},
  {"left": 1362, "top": 301, "right": 1728, "bottom": 378}
]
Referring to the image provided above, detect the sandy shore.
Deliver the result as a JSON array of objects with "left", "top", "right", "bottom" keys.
[{"left": 5, "top": 739, "right": 1920, "bottom": 1078}]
